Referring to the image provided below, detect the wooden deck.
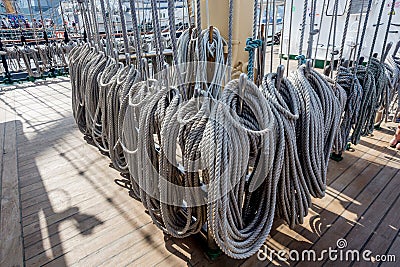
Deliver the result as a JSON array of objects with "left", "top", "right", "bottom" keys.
[{"left": 0, "top": 78, "right": 399, "bottom": 267}]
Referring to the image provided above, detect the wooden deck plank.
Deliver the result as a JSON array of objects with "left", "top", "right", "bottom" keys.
[
  {"left": 22, "top": 193, "right": 134, "bottom": 249},
  {"left": 285, "top": 144, "right": 399, "bottom": 266},
  {"left": 384, "top": 233, "right": 400, "bottom": 266},
  {"left": 342, "top": 168, "right": 400, "bottom": 241},
  {"left": 21, "top": 177, "right": 127, "bottom": 228},
  {"left": 351, "top": 190, "right": 400, "bottom": 267},
  {"left": 75, "top": 222, "right": 167, "bottom": 267},
  {"left": 309, "top": 150, "right": 399, "bottom": 246},
  {"left": 26, "top": 210, "right": 152, "bottom": 266},
  {"left": 303, "top": 165, "right": 400, "bottom": 267},
  {"left": 256, "top": 133, "right": 393, "bottom": 267},
  {"left": 24, "top": 207, "right": 150, "bottom": 264},
  {"left": 0, "top": 90, "right": 6, "bottom": 239},
  {"left": 0, "top": 91, "right": 24, "bottom": 267},
  {"left": 19, "top": 162, "right": 113, "bottom": 218}
]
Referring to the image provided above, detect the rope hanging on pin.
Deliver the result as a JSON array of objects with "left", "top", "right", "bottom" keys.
[{"left": 245, "top": 37, "right": 263, "bottom": 80}]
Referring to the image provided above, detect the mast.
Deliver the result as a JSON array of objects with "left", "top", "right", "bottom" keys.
[{"left": 200, "top": 0, "right": 254, "bottom": 73}]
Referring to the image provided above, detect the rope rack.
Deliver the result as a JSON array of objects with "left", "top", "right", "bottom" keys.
[{"left": 11, "top": 0, "right": 398, "bottom": 260}]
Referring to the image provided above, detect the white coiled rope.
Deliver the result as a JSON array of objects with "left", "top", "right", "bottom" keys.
[
  {"left": 289, "top": 66, "right": 341, "bottom": 198},
  {"left": 200, "top": 79, "right": 276, "bottom": 259},
  {"left": 261, "top": 73, "right": 311, "bottom": 228}
]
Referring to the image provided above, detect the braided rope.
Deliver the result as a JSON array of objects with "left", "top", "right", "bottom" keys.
[
  {"left": 298, "top": 0, "right": 308, "bottom": 65},
  {"left": 367, "top": 0, "right": 386, "bottom": 60},
  {"left": 246, "top": 0, "right": 262, "bottom": 81}
]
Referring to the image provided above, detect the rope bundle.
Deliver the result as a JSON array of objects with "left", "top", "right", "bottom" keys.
[
  {"left": 335, "top": 67, "right": 363, "bottom": 152},
  {"left": 1, "top": 42, "right": 72, "bottom": 78},
  {"left": 201, "top": 79, "right": 276, "bottom": 259},
  {"left": 385, "top": 55, "right": 400, "bottom": 121},
  {"left": 70, "top": 40, "right": 345, "bottom": 259},
  {"left": 349, "top": 64, "right": 376, "bottom": 144},
  {"left": 289, "top": 66, "right": 342, "bottom": 198},
  {"left": 262, "top": 73, "right": 310, "bottom": 228}
]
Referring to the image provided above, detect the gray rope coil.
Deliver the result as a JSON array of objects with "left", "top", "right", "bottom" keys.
[
  {"left": 365, "top": 58, "right": 391, "bottom": 129},
  {"left": 121, "top": 81, "right": 155, "bottom": 200},
  {"left": 327, "top": 76, "right": 348, "bottom": 154},
  {"left": 92, "top": 59, "right": 122, "bottom": 152},
  {"left": 200, "top": 79, "right": 276, "bottom": 259},
  {"left": 289, "top": 66, "right": 341, "bottom": 198},
  {"left": 261, "top": 73, "right": 311, "bottom": 228},
  {"left": 386, "top": 55, "right": 400, "bottom": 120},
  {"left": 350, "top": 64, "right": 376, "bottom": 144},
  {"left": 107, "top": 65, "right": 139, "bottom": 172},
  {"left": 83, "top": 52, "right": 109, "bottom": 136},
  {"left": 336, "top": 67, "right": 363, "bottom": 152},
  {"left": 158, "top": 92, "right": 210, "bottom": 238}
]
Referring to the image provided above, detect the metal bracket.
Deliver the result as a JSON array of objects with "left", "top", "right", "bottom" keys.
[
  {"left": 238, "top": 73, "right": 247, "bottom": 115},
  {"left": 275, "top": 65, "right": 285, "bottom": 91},
  {"left": 381, "top": 42, "right": 393, "bottom": 63}
]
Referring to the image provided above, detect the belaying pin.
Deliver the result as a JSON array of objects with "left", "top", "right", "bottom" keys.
[{"left": 238, "top": 73, "right": 247, "bottom": 115}]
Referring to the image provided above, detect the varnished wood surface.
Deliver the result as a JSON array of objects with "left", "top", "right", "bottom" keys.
[{"left": 0, "top": 78, "right": 398, "bottom": 267}]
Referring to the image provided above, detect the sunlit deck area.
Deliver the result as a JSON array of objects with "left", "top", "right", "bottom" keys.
[{"left": 0, "top": 78, "right": 399, "bottom": 266}]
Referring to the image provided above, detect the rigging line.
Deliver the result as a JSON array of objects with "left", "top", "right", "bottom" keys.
[
  {"left": 351, "top": 0, "right": 366, "bottom": 64},
  {"left": 306, "top": 0, "right": 317, "bottom": 59},
  {"left": 117, "top": 0, "right": 130, "bottom": 64},
  {"left": 329, "top": 0, "right": 340, "bottom": 78},
  {"left": 188, "top": 0, "right": 193, "bottom": 28},
  {"left": 128, "top": 0, "right": 143, "bottom": 73},
  {"left": 196, "top": 0, "right": 201, "bottom": 31},
  {"left": 227, "top": 0, "right": 234, "bottom": 80},
  {"left": 285, "top": 0, "right": 294, "bottom": 76},
  {"left": 263, "top": 0, "right": 270, "bottom": 42},
  {"left": 70, "top": 0, "right": 81, "bottom": 34},
  {"left": 279, "top": 0, "right": 287, "bottom": 66},
  {"left": 59, "top": 1, "right": 68, "bottom": 33},
  {"left": 255, "top": 1, "right": 265, "bottom": 84},
  {"left": 105, "top": 0, "right": 118, "bottom": 56},
  {"left": 367, "top": 0, "right": 386, "bottom": 60},
  {"left": 346, "top": 0, "right": 371, "bottom": 108},
  {"left": 270, "top": 0, "right": 276, "bottom": 73},
  {"left": 150, "top": 0, "right": 165, "bottom": 72},
  {"left": 141, "top": 0, "right": 146, "bottom": 34},
  {"left": 88, "top": 0, "right": 101, "bottom": 49},
  {"left": 380, "top": 0, "right": 396, "bottom": 63},
  {"left": 245, "top": 0, "right": 261, "bottom": 81},
  {"left": 261, "top": 0, "right": 270, "bottom": 78},
  {"left": 98, "top": 0, "right": 114, "bottom": 58},
  {"left": 337, "top": 0, "right": 354, "bottom": 72},
  {"left": 258, "top": 0, "right": 264, "bottom": 32},
  {"left": 298, "top": 0, "right": 308, "bottom": 66},
  {"left": 182, "top": 0, "right": 186, "bottom": 30},
  {"left": 80, "top": 0, "right": 91, "bottom": 42},
  {"left": 313, "top": 0, "right": 327, "bottom": 68},
  {"left": 92, "top": 0, "right": 102, "bottom": 45},
  {"left": 167, "top": 0, "right": 186, "bottom": 100},
  {"left": 353, "top": 0, "right": 379, "bottom": 90},
  {"left": 256, "top": 0, "right": 265, "bottom": 83},
  {"left": 354, "top": 0, "right": 373, "bottom": 64},
  {"left": 252, "top": 0, "right": 259, "bottom": 39},
  {"left": 322, "top": 2, "right": 337, "bottom": 69}
]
